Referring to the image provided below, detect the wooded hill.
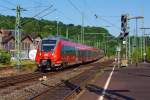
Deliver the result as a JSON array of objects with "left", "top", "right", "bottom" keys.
[{"left": 0, "top": 14, "right": 117, "bottom": 56}]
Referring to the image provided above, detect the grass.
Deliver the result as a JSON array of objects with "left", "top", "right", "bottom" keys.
[
  {"left": 10, "top": 60, "right": 37, "bottom": 71},
  {"left": 0, "top": 63, "right": 12, "bottom": 68}
]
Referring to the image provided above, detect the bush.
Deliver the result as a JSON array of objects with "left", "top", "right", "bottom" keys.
[
  {"left": 0, "top": 50, "right": 11, "bottom": 64},
  {"left": 11, "top": 60, "right": 37, "bottom": 71}
]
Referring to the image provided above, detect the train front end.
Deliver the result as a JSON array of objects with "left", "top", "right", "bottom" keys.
[{"left": 35, "top": 38, "right": 58, "bottom": 72}]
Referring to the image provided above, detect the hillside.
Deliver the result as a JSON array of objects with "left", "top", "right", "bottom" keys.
[
  {"left": 0, "top": 14, "right": 109, "bottom": 37},
  {"left": 0, "top": 14, "right": 117, "bottom": 56}
]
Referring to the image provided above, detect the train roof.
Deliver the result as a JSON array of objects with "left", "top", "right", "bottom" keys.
[
  {"left": 42, "top": 35, "right": 69, "bottom": 41},
  {"left": 61, "top": 39, "right": 98, "bottom": 51},
  {"left": 42, "top": 36, "right": 99, "bottom": 51}
]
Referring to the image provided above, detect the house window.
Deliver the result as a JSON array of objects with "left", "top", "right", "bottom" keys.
[
  {"left": 22, "top": 43, "right": 24, "bottom": 50},
  {"left": 9, "top": 42, "right": 15, "bottom": 50},
  {"left": 4, "top": 43, "right": 8, "bottom": 50}
]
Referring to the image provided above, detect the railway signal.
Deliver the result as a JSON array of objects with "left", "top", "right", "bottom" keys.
[{"left": 119, "top": 14, "right": 129, "bottom": 40}]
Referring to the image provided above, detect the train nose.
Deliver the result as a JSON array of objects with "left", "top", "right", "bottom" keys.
[
  {"left": 41, "top": 52, "right": 52, "bottom": 59},
  {"left": 40, "top": 60, "right": 48, "bottom": 66}
]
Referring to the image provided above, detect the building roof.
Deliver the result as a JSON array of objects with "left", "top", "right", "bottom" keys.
[
  {"left": 0, "top": 29, "right": 14, "bottom": 36},
  {"left": 2, "top": 35, "right": 15, "bottom": 43},
  {"left": 21, "top": 35, "right": 33, "bottom": 42},
  {"left": 1, "top": 29, "right": 42, "bottom": 44}
]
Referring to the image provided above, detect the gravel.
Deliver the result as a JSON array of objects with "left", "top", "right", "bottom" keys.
[{"left": 0, "top": 64, "right": 96, "bottom": 100}]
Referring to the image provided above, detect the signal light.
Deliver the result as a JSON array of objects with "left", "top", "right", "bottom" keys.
[
  {"left": 119, "top": 14, "right": 129, "bottom": 40},
  {"left": 119, "top": 32, "right": 129, "bottom": 40},
  {"left": 121, "top": 15, "right": 128, "bottom": 33},
  {"left": 119, "top": 32, "right": 124, "bottom": 40},
  {"left": 124, "top": 32, "right": 129, "bottom": 37}
]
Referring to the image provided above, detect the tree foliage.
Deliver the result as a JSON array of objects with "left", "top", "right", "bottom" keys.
[
  {"left": 0, "top": 14, "right": 117, "bottom": 56},
  {"left": 0, "top": 50, "right": 11, "bottom": 64}
]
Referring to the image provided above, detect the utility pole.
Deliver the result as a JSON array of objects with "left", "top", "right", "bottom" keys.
[{"left": 13, "top": 5, "right": 26, "bottom": 69}]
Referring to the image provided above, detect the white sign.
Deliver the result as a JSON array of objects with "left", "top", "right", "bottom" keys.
[
  {"left": 123, "top": 41, "right": 126, "bottom": 44},
  {"left": 29, "top": 49, "right": 37, "bottom": 60}
]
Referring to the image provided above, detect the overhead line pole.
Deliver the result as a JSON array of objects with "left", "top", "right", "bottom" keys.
[
  {"left": 12, "top": 5, "right": 26, "bottom": 69},
  {"left": 140, "top": 27, "right": 150, "bottom": 62},
  {"left": 128, "top": 16, "right": 144, "bottom": 64}
]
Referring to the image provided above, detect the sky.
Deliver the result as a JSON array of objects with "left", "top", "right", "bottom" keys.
[{"left": 0, "top": 0, "right": 149, "bottom": 36}]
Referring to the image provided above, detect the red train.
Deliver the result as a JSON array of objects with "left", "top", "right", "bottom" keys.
[{"left": 35, "top": 36, "right": 104, "bottom": 72}]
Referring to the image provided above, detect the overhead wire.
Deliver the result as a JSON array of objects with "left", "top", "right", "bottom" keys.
[
  {"left": 39, "top": 9, "right": 57, "bottom": 19},
  {"left": 95, "top": 15, "right": 120, "bottom": 30},
  {"left": 21, "top": 4, "right": 54, "bottom": 26},
  {"left": 25, "top": 5, "right": 50, "bottom": 11},
  {"left": 67, "top": 0, "right": 82, "bottom": 14},
  {"left": 56, "top": 10, "right": 73, "bottom": 22},
  {"left": 83, "top": 0, "right": 120, "bottom": 30},
  {"left": 0, "top": 0, "right": 16, "bottom": 7},
  {"left": 32, "top": 5, "right": 53, "bottom": 18},
  {"left": 0, "top": 4, "right": 12, "bottom": 10},
  {"left": 46, "top": 0, "right": 74, "bottom": 23}
]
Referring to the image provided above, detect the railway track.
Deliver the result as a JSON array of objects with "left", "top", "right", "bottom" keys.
[
  {"left": 29, "top": 60, "right": 113, "bottom": 100},
  {"left": 0, "top": 62, "right": 90, "bottom": 89},
  {"left": 0, "top": 59, "right": 113, "bottom": 100},
  {"left": 0, "top": 72, "right": 47, "bottom": 88}
]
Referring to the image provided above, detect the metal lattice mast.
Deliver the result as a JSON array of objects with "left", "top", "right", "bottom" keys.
[
  {"left": 15, "top": 5, "right": 21, "bottom": 68},
  {"left": 13, "top": 5, "right": 26, "bottom": 68}
]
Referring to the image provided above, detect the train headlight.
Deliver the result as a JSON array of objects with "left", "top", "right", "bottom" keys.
[
  {"left": 39, "top": 52, "right": 42, "bottom": 56},
  {"left": 52, "top": 53, "right": 57, "bottom": 59},
  {"left": 52, "top": 53, "right": 54, "bottom": 56}
]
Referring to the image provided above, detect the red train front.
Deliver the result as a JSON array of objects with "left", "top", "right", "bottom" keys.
[{"left": 35, "top": 36, "right": 104, "bottom": 72}]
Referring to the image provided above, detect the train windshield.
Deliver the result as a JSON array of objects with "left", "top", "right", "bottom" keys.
[{"left": 41, "top": 40, "right": 57, "bottom": 52}]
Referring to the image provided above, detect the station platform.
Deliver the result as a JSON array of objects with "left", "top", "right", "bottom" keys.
[{"left": 77, "top": 63, "right": 150, "bottom": 100}]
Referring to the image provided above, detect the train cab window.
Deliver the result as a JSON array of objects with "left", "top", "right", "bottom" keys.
[{"left": 41, "top": 40, "right": 57, "bottom": 52}]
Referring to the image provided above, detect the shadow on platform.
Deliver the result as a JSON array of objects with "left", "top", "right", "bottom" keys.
[
  {"left": 127, "top": 72, "right": 150, "bottom": 78},
  {"left": 86, "top": 84, "right": 134, "bottom": 100}
]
